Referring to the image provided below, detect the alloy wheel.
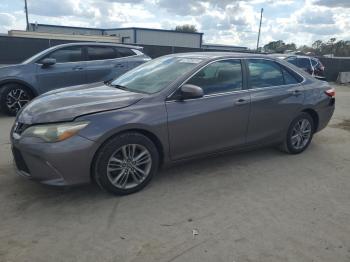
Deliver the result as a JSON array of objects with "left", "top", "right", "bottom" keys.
[
  {"left": 107, "top": 144, "right": 152, "bottom": 189},
  {"left": 290, "top": 119, "right": 312, "bottom": 150},
  {"left": 6, "top": 88, "right": 30, "bottom": 113}
]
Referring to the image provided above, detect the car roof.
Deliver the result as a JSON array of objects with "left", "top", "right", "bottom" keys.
[
  {"left": 285, "top": 55, "right": 318, "bottom": 59},
  {"left": 164, "top": 52, "right": 274, "bottom": 61},
  {"left": 48, "top": 42, "right": 143, "bottom": 50}
]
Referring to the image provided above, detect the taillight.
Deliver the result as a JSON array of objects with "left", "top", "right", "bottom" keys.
[{"left": 325, "top": 88, "right": 335, "bottom": 97}]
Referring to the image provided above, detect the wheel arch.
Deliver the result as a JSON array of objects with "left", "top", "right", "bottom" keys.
[
  {"left": 302, "top": 108, "right": 319, "bottom": 132},
  {"left": 90, "top": 128, "right": 165, "bottom": 183},
  {"left": 0, "top": 79, "right": 38, "bottom": 97}
]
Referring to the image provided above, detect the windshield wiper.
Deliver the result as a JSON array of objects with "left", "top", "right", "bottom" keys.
[{"left": 104, "top": 81, "right": 128, "bottom": 90}]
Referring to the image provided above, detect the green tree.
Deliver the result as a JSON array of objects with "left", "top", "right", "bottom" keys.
[
  {"left": 263, "top": 40, "right": 296, "bottom": 53},
  {"left": 174, "top": 24, "right": 198, "bottom": 33}
]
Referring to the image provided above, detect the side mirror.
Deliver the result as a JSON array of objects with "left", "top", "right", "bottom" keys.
[
  {"left": 40, "top": 58, "right": 56, "bottom": 68},
  {"left": 180, "top": 84, "right": 204, "bottom": 100}
]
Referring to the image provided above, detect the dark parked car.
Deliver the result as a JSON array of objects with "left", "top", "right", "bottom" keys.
[
  {"left": 11, "top": 53, "right": 335, "bottom": 195},
  {"left": 284, "top": 55, "right": 325, "bottom": 80},
  {"left": 0, "top": 42, "right": 151, "bottom": 115}
]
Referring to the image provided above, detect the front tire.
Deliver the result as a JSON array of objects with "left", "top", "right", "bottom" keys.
[
  {"left": 280, "top": 113, "right": 314, "bottom": 154},
  {"left": 93, "top": 132, "right": 159, "bottom": 195},
  {"left": 0, "top": 84, "right": 33, "bottom": 116}
]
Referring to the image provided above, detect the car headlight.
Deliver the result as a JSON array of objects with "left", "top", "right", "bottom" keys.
[{"left": 21, "top": 121, "right": 89, "bottom": 142}]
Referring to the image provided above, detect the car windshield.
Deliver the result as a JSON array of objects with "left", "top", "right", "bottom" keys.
[{"left": 111, "top": 56, "right": 204, "bottom": 94}]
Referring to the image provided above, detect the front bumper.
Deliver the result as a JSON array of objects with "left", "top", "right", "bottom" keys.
[{"left": 11, "top": 134, "right": 99, "bottom": 186}]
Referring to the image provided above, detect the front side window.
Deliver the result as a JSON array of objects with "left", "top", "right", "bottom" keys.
[
  {"left": 44, "top": 46, "right": 83, "bottom": 63},
  {"left": 248, "top": 59, "right": 284, "bottom": 88},
  {"left": 87, "top": 46, "right": 118, "bottom": 61},
  {"left": 112, "top": 56, "right": 203, "bottom": 94},
  {"left": 186, "top": 60, "right": 243, "bottom": 95}
]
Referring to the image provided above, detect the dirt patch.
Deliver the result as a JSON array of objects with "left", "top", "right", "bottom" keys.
[{"left": 331, "top": 119, "right": 350, "bottom": 131}]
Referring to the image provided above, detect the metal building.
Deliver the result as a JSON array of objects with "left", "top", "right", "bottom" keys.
[
  {"left": 201, "top": 44, "right": 248, "bottom": 52},
  {"left": 29, "top": 23, "right": 203, "bottom": 48}
]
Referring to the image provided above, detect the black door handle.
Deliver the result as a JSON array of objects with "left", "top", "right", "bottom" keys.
[
  {"left": 114, "top": 64, "right": 125, "bottom": 68},
  {"left": 73, "top": 66, "right": 84, "bottom": 71}
]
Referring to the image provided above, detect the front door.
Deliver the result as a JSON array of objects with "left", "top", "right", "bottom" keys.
[
  {"left": 245, "top": 59, "right": 305, "bottom": 144},
  {"left": 166, "top": 59, "right": 251, "bottom": 160},
  {"left": 35, "top": 45, "right": 87, "bottom": 94}
]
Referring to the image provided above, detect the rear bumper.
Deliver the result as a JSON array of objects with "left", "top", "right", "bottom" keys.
[
  {"left": 11, "top": 135, "right": 99, "bottom": 186},
  {"left": 316, "top": 98, "right": 335, "bottom": 132}
]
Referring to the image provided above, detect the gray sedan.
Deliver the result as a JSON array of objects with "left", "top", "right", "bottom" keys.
[
  {"left": 0, "top": 42, "right": 151, "bottom": 115},
  {"left": 11, "top": 52, "right": 335, "bottom": 195}
]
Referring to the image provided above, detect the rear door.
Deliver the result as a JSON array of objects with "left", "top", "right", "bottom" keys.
[
  {"left": 245, "top": 59, "right": 304, "bottom": 144},
  {"left": 85, "top": 45, "right": 123, "bottom": 83},
  {"left": 166, "top": 59, "right": 251, "bottom": 160},
  {"left": 35, "top": 45, "right": 87, "bottom": 93}
]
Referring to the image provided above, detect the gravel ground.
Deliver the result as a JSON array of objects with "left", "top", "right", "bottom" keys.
[{"left": 0, "top": 84, "right": 349, "bottom": 262}]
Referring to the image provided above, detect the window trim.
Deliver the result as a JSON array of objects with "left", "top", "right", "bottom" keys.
[
  {"left": 167, "top": 58, "right": 247, "bottom": 101},
  {"left": 244, "top": 58, "right": 305, "bottom": 90},
  {"left": 86, "top": 45, "right": 119, "bottom": 61},
  {"left": 35, "top": 46, "right": 140, "bottom": 65},
  {"left": 37, "top": 45, "right": 86, "bottom": 64}
]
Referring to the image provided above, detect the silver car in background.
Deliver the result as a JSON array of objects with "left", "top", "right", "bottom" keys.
[
  {"left": 0, "top": 42, "right": 151, "bottom": 115},
  {"left": 11, "top": 53, "right": 335, "bottom": 195}
]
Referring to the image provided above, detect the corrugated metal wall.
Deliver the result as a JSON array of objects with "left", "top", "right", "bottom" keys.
[
  {"left": 104, "top": 29, "right": 135, "bottom": 43},
  {"left": 136, "top": 30, "right": 201, "bottom": 48},
  {"left": 30, "top": 25, "right": 103, "bottom": 36}
]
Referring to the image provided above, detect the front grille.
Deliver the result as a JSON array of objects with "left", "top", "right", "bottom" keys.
[
  {"left": 14, "top": 122, "right": 30, "bottom": 135},
  {"left": 12, "top": 147, "right": 30, "bottom": 174}
]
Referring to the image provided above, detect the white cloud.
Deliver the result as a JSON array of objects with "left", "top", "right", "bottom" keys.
[{"left": 1, "top": 0, "right": 349, "bottom": 48}]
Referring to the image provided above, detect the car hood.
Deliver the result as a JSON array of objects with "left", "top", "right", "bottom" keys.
[{"left": 18, "top": 82, "right": 145, "bottom": 124}]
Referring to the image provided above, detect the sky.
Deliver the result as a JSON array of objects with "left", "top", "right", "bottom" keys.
[{"left": 0, "top": 0, "right": 349, "bottom": 49}]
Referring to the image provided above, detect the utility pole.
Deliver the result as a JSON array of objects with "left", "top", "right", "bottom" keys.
[
  {"left": 24, "top": 0, "right": 29, "bottom": 31},
  {"left": 256, "top": 8, "right": 263, "bottom": 52}
]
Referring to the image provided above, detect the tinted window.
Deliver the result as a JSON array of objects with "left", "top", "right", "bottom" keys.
[
  {"left": 311, "top": 58, "right": 318, "bottom": 67},
  {"left": 248, "top": 59, "right": 284, "bottom": 88},
  {"left": 116, "top": 47, "right": 135, "bottom": 57},
  {"left": 186, "top": 60, "right": 242, "bottom": 95},
  {"left": 285, "top": 57, "right": 298, "bottom": 66},
  {"left": 88, "top": 46, "right": 118, "bottom": 60},
  {"left": 281, "top": 67, "right": 299, "bottom": 85},
  {"left": 45, "top": 46, "right": 83, "bottom": 63},
  {"left": 298, "top": 58, "right": 312, "bottom": 70}
]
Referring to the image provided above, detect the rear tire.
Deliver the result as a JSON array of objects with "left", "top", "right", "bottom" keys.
[
  {"left": 0, "top": 84, "right": 33, "bottom": 116},
  {"left": 93, "top": 132, "right": 159, "bottom": 195},
  {"left": 280, "top": 112, "right": 314, "bottom": 154}
]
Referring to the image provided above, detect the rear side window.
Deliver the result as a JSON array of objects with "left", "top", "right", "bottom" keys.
[
  {"left": 87, "top": 46, "right": 118, "bottom": 60},
  {"left": 44, "top": 46, "right": 83, "bottom": 63},
  {"left": 285, "top": 56, "right": 298, "bottom": 66},
  {"left": 186, "top": 59, "right": 243, "bottom": 95},
  {"left": 311, "top": 58, "right": 318, "bottom": 67},
  {"left": 116, "top": 47, "right": 135, "bottom": 57},
  {"left": 298, "top": 58, "right": 312, "bottom": 70},
  {"left": 281, "top": 67, "right": 300, "bottom": 85},
  {"left": 247, "top": 59, "right": 284, "bottom": 88}
]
